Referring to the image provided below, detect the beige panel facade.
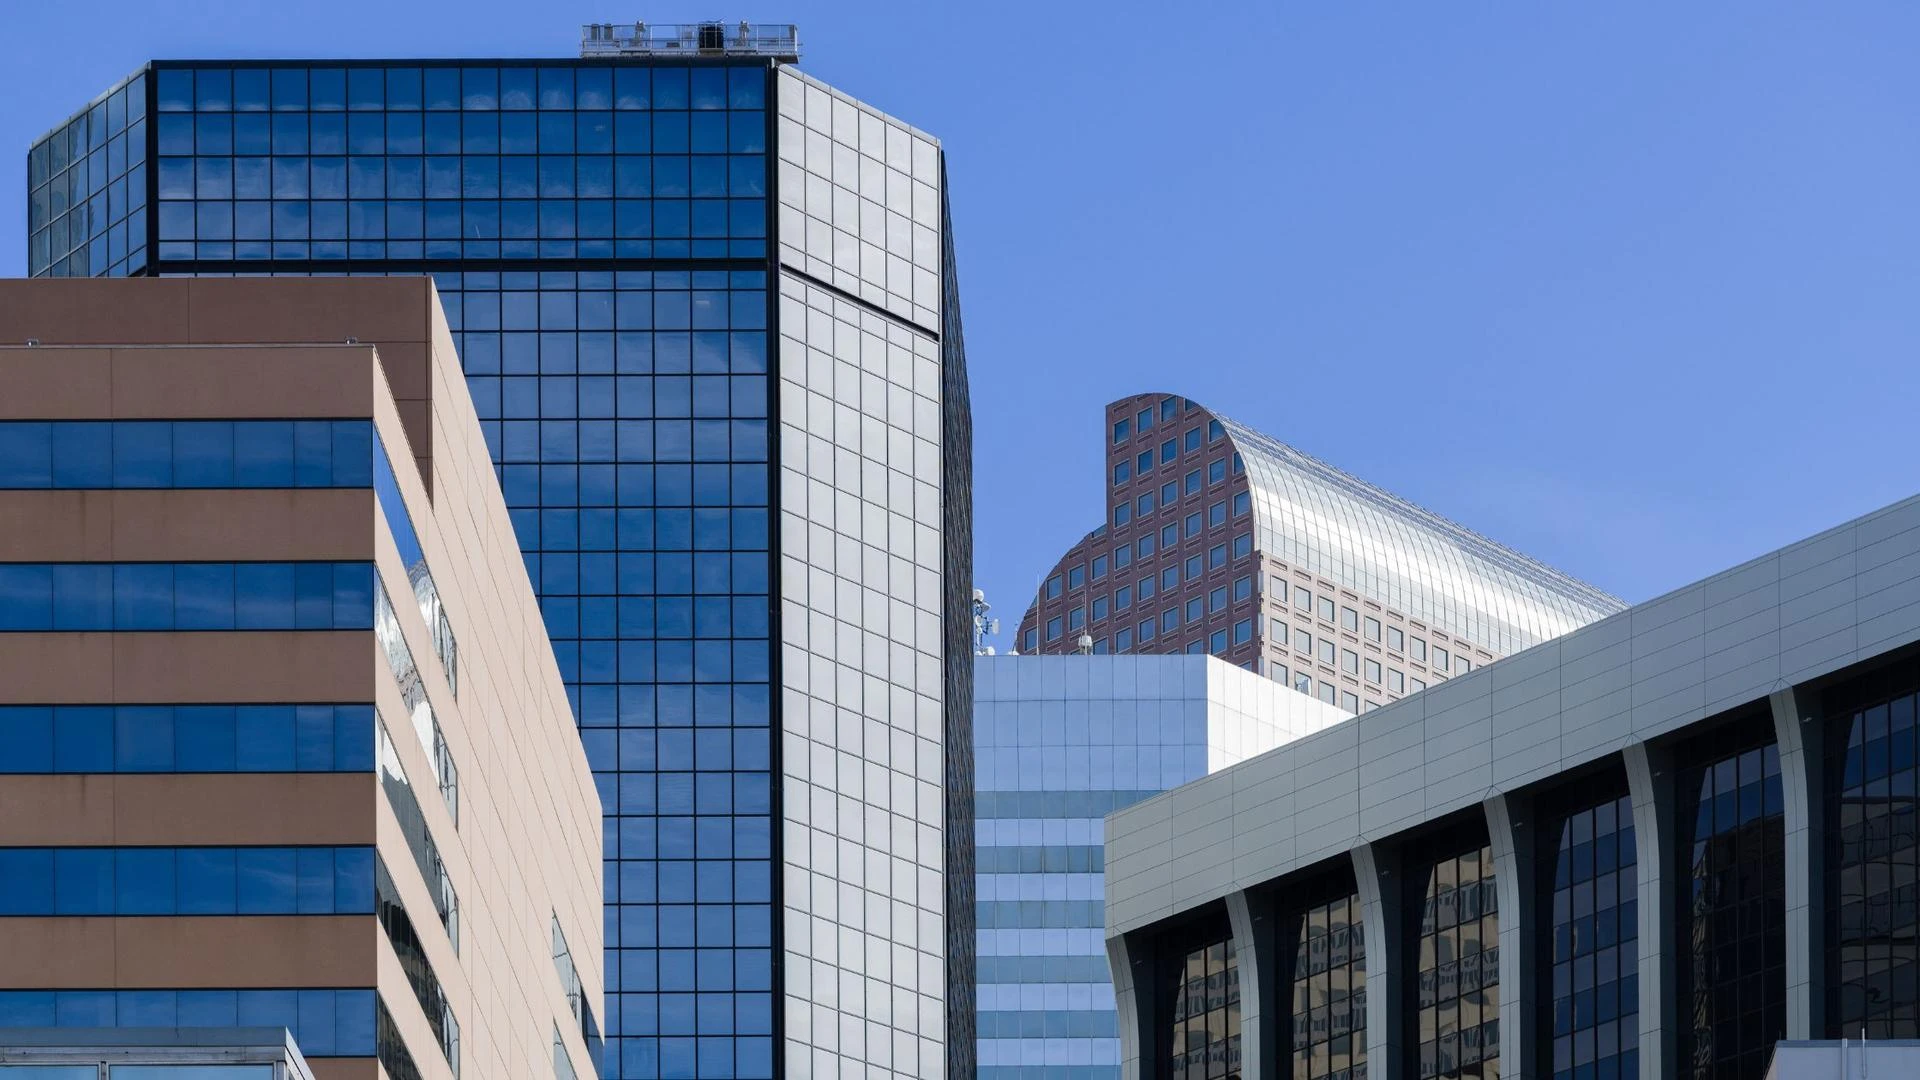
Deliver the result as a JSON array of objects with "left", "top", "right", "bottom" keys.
[{"left": 0, "top": 279, "right": 602, "bottom": 1080}]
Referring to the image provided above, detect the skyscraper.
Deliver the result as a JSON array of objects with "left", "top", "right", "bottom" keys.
[
  {"left": 0, "top": 277, "right": 602, "bottom": 1080},
  {"left": 27, "top": 26, "right": 974, "bottom": 1080},
  {"left": 1015, "top": 393, "right": 1624, "bottom": 707}
]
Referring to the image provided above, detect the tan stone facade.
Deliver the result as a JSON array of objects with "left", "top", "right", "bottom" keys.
[{"left": 0, "top": 279, "right": 601, "bottom": 1080}]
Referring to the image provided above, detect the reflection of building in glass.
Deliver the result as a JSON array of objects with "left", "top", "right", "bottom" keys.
[
  {"left": 1103, "top": 493, "right": 1920, "bottom": 1080},
  {"left": 30, "top": 34, "right": 974, "bottom": 1080},
  {"left": 1016, "top": 394, "right": 1622, "bottom": 712},
  {"left": 0, "top": 279, "right": 601, "bottom": 1080}
]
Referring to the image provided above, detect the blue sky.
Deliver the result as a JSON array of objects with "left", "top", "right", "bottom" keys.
[{"left": 8, "top": 2, "right": 1920, "bottom": 647}]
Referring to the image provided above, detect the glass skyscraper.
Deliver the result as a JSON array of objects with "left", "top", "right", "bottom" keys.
[{"left": 28, "top": 26, "right": 973, "bottom": 1080}]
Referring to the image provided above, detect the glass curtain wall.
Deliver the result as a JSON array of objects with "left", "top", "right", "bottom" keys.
[
  {"left": 1413, "top": 842, "right": 1499, "bottom": 1080},
  {"left": 1829, "top": 681, "right": 1920, "bottom": 1037},
  {"left": 1677, "top": 730, "right": 1784, "bottom": 1080}
]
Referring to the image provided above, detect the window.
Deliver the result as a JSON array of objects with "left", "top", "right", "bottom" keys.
[
  {"left": 1045, "top": 617, "right": 1061, "bottom": 641},
  {"left": 1296, "top": 586, "right": 1313, "bottom": 611},
  {"left": 1112, "top": 503, "right": 1131, "bottom": 526},
  {"left": 1295, "top": 628, "right": 1312, "bottom": 654},
  {"left": 1271, "top": 662, "right": 1289, "bottom": 685},
  {"left": 1115, "top": 546, "right": 1133, "bottom": 569},
  {"left": 1186, "top": 640, "right": 1206, "bottom": 655},
  {"left": 1091, "top": 596, "right": 1108, "bottom": 622},
  {"left": 1023, "top": 628, "right": 1036, "bottom": 652},
  {"left": 1208, "top": 587, "right": 1226, "bottom": 613},
  {"left": 1185, "top": 513, "right": 1202, "bottom": 537},
  {"left": 1271, "top": 618, "right": 1287, "bottom": 642},
  {"left": 1232, "top": 535, "right": 1252, "bottom": 559},
  {"left": 1160, "top": 524, "right": 1179, "bottom": 548},
  {"left": 1411, "top": 677, "right": 1426, "bottom": 693},
  {"left": 1067, "top": 566, "right": 1084, "bottom": 589},
  {"left": 1207, "top": 545, "right": 1226, "bottom": 569},
  {"left": 1318, "top": 682, "right": 1337, "bottom": 705},
  {"left": 1549, "top": 793, "right": 1637, "bottom": 1080},
  {"left": 1365, "top": 616, "right": 1381, "bottom": 642},
  {"left": 1208, "top": 502, "right": 1226, "bottom": 527},
  {"left": 1389, "top": 669, "right": 1405, "bottom": 693},
  {"left": 1433, "top": 647, "right": 1449, "bottom": 673},
  {"left": 0, "top": 561, "right": 375, "bottom": 632},
  {"left": 1161, "top": 439, "right": 1177, "bottom": 464},
  {"left": 1457, "top": 657, "right": 1472, "bottom": 674},
  {"left": 1318, "top": 596, "right": 1336, "bottom": 623},
  {"left": 1115, "top": 586, "right": 1132, "bottom": 611},
  {"left": 1115, "top": 628, "right": 1133, "bottom": 651},
  {"left": 0, "top": 845, "right": 374, "bottom": 916},
  {"left": 1136, "top": 450, "right": 1152, "bottom": 475},
  {"left": 1160, "top": 481, "right": 1177, "bottom": 505},
  {"left": 1185, "top": 556, "right": 1202, "bottom": 579},
  {"left": 1341, "top": 648, "right": 1359, "bottom": 675},
  {"left": 1285, "top": 890, "right": 1367, "bottom": 1080},
  {"left": 1137, "top": 407, "right": 1153, "bottom": 431},
  {"left": 1091, "top": 637, "right": 1108, "bottom": 654},
  {"left": 1111, "top": 418, "right": 1129, "bottom": 443},
  {"left": 1232, "top": 619, "right": 1252, "bottom": 645},
  {"left": 1341, "top": 691, "right": 1359, "bottom": 713},
  {"left": 1138, "top": 534, "right": 1156, "bottom": 558},
  {"left": 1161, "top": 397, "right": 1177, "bottom": 421},
  {"left": 1209, "top": 630, "right": 1227, "bottom": 653},
  {"left": 0, "top": 419, "right": 376, "bottom": 490},
  {"left": 0, "top": 703, "right": 374, "bottom": 774},
  {"left": 1162, "top": 608, "right": 1179, "bottom": 634},
  {"left": 0, "top": 989, "right": 378, "bottom": 1057},
  {"left": 1184, "top": 470, "right": 1200, "bottom": 496},
  {"left": 1365, "top": 701, "right": 1379, "bottom": 712},
  {"left": 1045, "top": 575, "right": 1062, "bottom": 600},
  {"left": 1319, "top": 639, "right": 1336, "bottom": 665},
  {"left": 1208, "top": 459, "right": 1226, "bottom": 485},
  {"left": 1092, "top": 555, "right": 1108, "bottom": 580},
  {"left": 1162, "top": 567, "right": 1180, "bottom": 591},
  {"left": 1831, "top": 688, "right": 1920, "bottom": 1040},
  {"left": 1233, "top": 576, "right": 1252, "bottom": 602},
  {"left": 1680, "top": 738, "right": 1783, "bottom": 1075},
  {"left": 1067, "top": 608, "right": 1084, "bottom": 631},
  {"left": 1364, "top": 659, "right": 1381, "bottom": 684},
  {"left": 1411, "top": 638, "right": 1427, "bottom": 662},
  {"left": 1137, "top": 492, "right": 1155, "bottom": 515},
  {"left": 1184, "top": 428, "right": 1201, "bottom": 452},
  {"left": 1139, "top": 575, "right": 1156, "bottom": 600},
  {"left": 1294, "top": 672, "right": 1313, "bottom": 695},
  {"left": 1388, "top": 626, "right": 1404, "bottom": 651},
  {"left": 1233, "top": 453, "right": 1243, "bottom": 474},
  {"left": 1269, "top": 577, "right": 1287, "bottom": 605},
  {"left": 1414, "top": 843, "right": 1499, "bottom": 1079},
  {"left": 1233, "top": 492, "right": 1250, "bottom": 517},
  {"left": 1138, "top": 618, "right": 1156, "bottom": 642},
  {"left": 1112, "top": 460, "right": 1131, "bottom": 484},
  {"left": 1208, "top": 419, "right": 1224, "bottom": 442},
  {"left": 1185, "top": 598, "right": 1204, "bottom": 624},
  {"left": 1341, "top": 606, "right": 1358, "bottom": 632}
]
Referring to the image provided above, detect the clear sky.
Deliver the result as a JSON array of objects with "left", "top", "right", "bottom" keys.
[{"left": 8, "top": 2, "right": 1920, "bottom": 648}]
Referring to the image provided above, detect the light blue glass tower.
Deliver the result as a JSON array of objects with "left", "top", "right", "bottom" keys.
[{"left": 28, "top": 25, "right": 974, "bottom": 1080}]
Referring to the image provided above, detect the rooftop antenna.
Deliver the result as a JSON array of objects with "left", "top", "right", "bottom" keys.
[
  {"left": 1076, "top": 633, "right": 1094, "bottom": 655},
  {"left": 972, "top": 589, "right": 999, "bottom": 656}
]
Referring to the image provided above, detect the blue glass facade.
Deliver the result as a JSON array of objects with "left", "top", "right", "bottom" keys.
[{"left": 32, "top": 53, "right": 969, "bottom": 1080}]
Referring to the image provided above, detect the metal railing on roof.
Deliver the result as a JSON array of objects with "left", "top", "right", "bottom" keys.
[{"left": 580, "top": 22, "right": 800, "bottom": 62}]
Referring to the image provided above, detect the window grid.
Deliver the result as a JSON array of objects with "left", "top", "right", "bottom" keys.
[
  {"left": 1415, "top": 843, "right": 1499, "bottom": 1079},
  {"left": 1679, "top": 738, "right": 1784, "bottom": 1079},
  {"left": 27, "top": 70, "right": 148, "bottom": 278},
  {"left": 1830, "top": 686, "right": 1920, "bottom": 1037},
  {"left": 1167, "top": 936, "right": 1240, "bottom": 1080},
  {"left": 1290, "top": 891, "right": 1366, "bottom": 1080},
  {"left": 1549, "top": 793, "right": 1638, "bottom": 1080}
]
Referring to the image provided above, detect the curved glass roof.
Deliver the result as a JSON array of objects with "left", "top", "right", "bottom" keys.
[{"left": 1212, "top": 405, "right": 1625, "bottom": 654}]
